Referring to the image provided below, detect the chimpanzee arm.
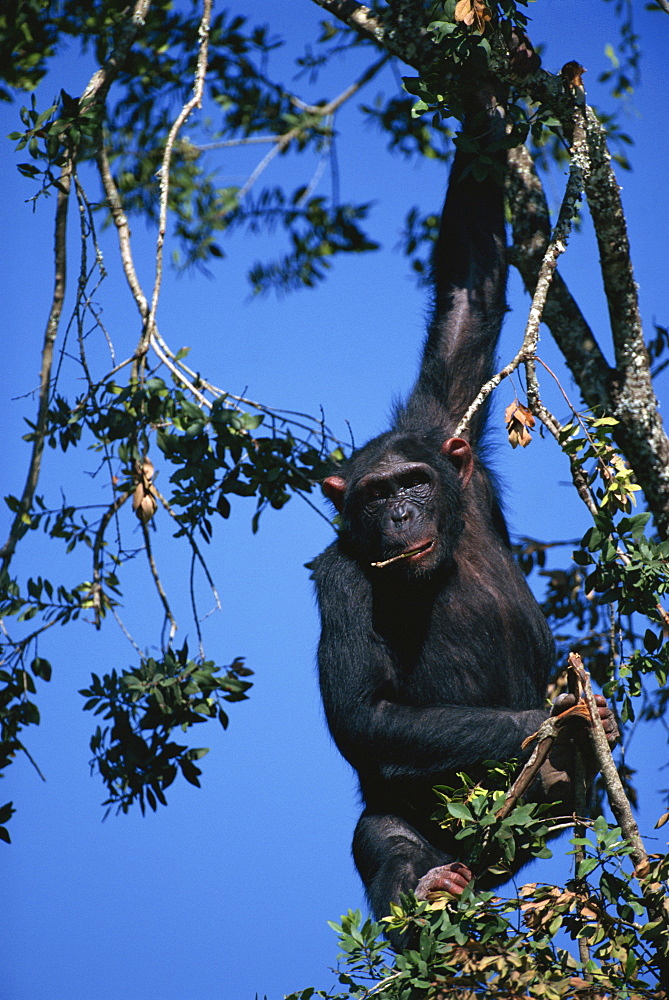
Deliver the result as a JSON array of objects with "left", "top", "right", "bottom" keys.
[
  {"left": 315, "top": 548, "right": 546, "bottom": 783},
  {"left": 400, "top": 97, "right": 508, "bottom": 442}
]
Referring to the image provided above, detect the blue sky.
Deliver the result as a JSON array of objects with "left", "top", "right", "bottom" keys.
[{"left": 2, "top": 2, "right": 669, "bottom": 999}]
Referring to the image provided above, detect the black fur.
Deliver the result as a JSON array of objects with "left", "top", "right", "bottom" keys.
[{"left": 311, "top": 98, "right": 556, "bottom": 923}]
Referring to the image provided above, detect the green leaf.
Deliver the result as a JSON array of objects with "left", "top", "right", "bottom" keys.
[
  {"left": 577, "top": 857, "right": 599, "bottom": 878},
  {"left": 30, "top": 657, "right": 52, "bottom": 681},
  {"left": 446, "top": 802, "right": 473, "bottom": 822}
]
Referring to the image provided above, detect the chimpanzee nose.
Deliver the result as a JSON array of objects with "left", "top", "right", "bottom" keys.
[{"left": 390, "top": 504, "right": 411, "bottom": 523}]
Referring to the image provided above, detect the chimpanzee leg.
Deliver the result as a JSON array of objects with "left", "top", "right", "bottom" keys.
[{"left": 352, "top": 809, "right": 465, "bottom": 920}]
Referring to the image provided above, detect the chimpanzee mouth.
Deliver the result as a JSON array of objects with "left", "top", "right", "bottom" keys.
[{"left": 371, "top": 539, "right": 435, "bottom": 569}]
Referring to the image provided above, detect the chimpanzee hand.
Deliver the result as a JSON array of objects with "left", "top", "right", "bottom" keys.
[
  {"left": 551, "top": 692, "right": 619, "bottom": 747},
  {"left": 540, "top": 692, "right": 618, "bottom": 803},
  {"left": 415, "top": 862, "right": 473, "bottom": 901}
]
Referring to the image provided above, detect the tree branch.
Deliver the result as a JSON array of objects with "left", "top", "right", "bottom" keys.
[
  {"left": 580, "top": 106, "right": 669, "bottom": 537},
  {"left": 508, "top": 113, "right": 669, "bottom": 536},
  {"left": 144, "top": 0, "right": 212, "bottom": 375},
  {"left": 569, "top": 654, "right": 669, "bottom": 988},
  {"left": 506, "top": 144, "right": 611, "bottom": 408},
  {"left": 233, "top": 53, "right": 389, "bottom": 206},
  {"left": 1, "top": 0, "right": 153, "bottom": 576},
  {"left": 307, "top": 0, "right": 388, "bottom": 47},
  {"left": 454, "top": 125, "right": 584, "bottom": 439},
  {"left": 140, "top": 520, "right": 177, "bottom": 642},
  {"left": 0, "top": 161, "right": 72, "bottom": 575},
  {"left": 96, "top": 143, "right": 149, "bottom": 319}
]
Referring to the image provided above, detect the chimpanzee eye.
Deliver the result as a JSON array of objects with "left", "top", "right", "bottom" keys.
[{"left": 401, "top": 471, "right": 430, "bottom": 489}]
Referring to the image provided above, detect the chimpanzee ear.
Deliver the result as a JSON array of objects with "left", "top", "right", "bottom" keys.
[
  {"left": 322, "top": 476, "right": 347, "bottom": 512},
  {"left": 441, "top": 437, "right": 474, "bottom": 487}
]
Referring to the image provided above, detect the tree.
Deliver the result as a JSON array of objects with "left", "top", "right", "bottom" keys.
[{"left": 1, "top": 1, "right": 669, "bottom": 997}]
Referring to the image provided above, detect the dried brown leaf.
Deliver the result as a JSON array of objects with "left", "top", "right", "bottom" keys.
[
  {"left": 454, "top": 0, "right": 491, "bottom": 32},
  {"left": 505, "top": 400, "right": 535, "bottom": 449}
]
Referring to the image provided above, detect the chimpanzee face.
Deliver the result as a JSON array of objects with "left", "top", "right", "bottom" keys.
[{"left": 325, "top": 450, "right": 466, "bottom": 577}]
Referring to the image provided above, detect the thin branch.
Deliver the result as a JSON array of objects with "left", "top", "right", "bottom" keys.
[
  {"left": 17, "top": 741, "right": 47, "bottom": 782},
  {"left": 149, "top": 334, "right": 211, "bottom": 408},
  {"left": 188, "top": 551, "right": 204, "bottom": 657},
  {"left": 92, "top": 491, "right": 131, "bottom": 629},
  {"left": 526, "top": 368, "right": 669, "bottom": 615},
  {"left": 454, "top": 133, "right": 584, "bottom": 439},
  {"left": 139, "top": 520, "right": 177, "bottom": 643},
  {"left": 153, "top": 485, "right": 222, "bottom": 617},
  {"left": 233, "top": 53, "right": 389, "bottom": 205},
  {"left": 1, "top": 0, "right": 152, "bottom": 576},
  {"left": 96, "top": 142, "right": 149, "bottom": 318},
  {"left": 307, "top": 0, "right": 387, "bottom": 47},
  {"left": 0, "top": 160, "right": 72, "bottom": 574},
  {"left": 570, "top": 662, "right": 592, "bottom": 970},
  {"left": 144, "top": 0, "right": 212, "bottom": 374},
  {"left": 195, "top": 135, "right": 281, "bottom": 150},
  {"left": 110, "top": 607, "right": 143, "bottom": 655},
  {"left": 506, "top": 145, "right": 611, "bottom": 408},
  {"left": 299, "top": 53, "right": 390, "bottom": 116},
  {"left": 235, "top": 139, "right": 284, "bottom": 203},
  {"left": 79, "top": 0, "right": 151, "bottom": 108},
  {"left": 529, "top": 397, "right": 599, "bottom": 519}
]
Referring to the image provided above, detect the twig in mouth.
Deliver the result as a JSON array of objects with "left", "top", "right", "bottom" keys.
[{"left": 371, "top": 542, "right": 433, "bottom": 568}]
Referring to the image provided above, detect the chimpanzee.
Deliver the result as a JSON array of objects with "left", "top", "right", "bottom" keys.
[{"left": 311, "top": 84, "right": 616, "bottom": 922}]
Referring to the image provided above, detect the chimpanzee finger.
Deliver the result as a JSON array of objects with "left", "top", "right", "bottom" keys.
[
  {"left": 551, "top": 692, "right": 577, "bottom": 715},
  {"left": 415, "top": 863, "right": 473, "bottom": 899},
  {"left": 592, "top": 694, "right": 619, "bottom": 744}
]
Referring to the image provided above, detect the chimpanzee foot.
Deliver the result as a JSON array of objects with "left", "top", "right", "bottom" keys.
[{"left": 415, "top": 862, "right": 473, "bottom": 901}]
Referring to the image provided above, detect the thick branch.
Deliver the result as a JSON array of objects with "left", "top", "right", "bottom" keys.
[
  {"left": 309, "top": 0, "right": 461, "bottom": 72},
  {"left": 308, "top": 1, "right": 393, "bottom": 49},
  {"left": 582, "top": 108, "right": 643, "bottom": 373},
  {"left": 509, "top": 134, "right": 669, "bottom": 536},
  {"left": 581, "top": 108, "right": 669, "bottom": 536}
]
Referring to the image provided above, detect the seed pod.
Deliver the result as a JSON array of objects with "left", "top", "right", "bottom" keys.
[{"left": 132, "top": 457, "right": 158, "bottom": 524}]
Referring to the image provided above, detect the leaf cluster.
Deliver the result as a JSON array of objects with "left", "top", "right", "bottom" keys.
[
  {"left": 0, "top": 365, "right": 344, "bottom": 817},
  {"left": 292, "top": 806, "right": 668, "bottom": 998},
  {"left": 430, "top": 765, "right": 552, "bottom": 879},
  {"left": 79, "top": 642, "right": 252, "bottom": 816}
]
